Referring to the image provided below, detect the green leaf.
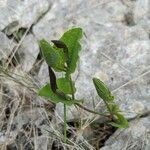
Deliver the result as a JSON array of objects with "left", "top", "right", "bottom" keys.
[
  {"left": 39, "top": 39, "right": 65, "bottom": 71},
  {"left": 60, "top": 28, "right": 83, "bottom": 74},
  {"left": 56, "top": 77, "right": 76, "bottom": 94},
  {"left": 93, "top": 78, "right": 114, "bottom": 102},
  {"left": 38, "top": 83, "right": 79, "bottom": 106},
  {"left": 110, "top": 113, "right": 129, "bottom": 128}
]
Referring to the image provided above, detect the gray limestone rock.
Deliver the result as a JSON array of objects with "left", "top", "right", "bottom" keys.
[
  {"left": 0, "top": 0, "right": 50, "bottom": 33},
  {"left": 37, "top": 62, "right": 49, "bottom": 86},
  {"left": 133, "top": 0, "right": 150, "bottom": 32},
  {"left": 33, "top": 0, "right": 127, "bottom": 40},
  {"left": 17, "top": 34, "right": 40, "bottom": 72},
  {"left": 101, "top": 116, "right": 150, "bottom": 150},
  {"left": 0, "top": 31, "right": 15, "bottom": 60}
]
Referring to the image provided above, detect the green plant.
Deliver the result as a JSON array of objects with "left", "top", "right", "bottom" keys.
[
  {"left": 38, "top": 27, "right": 128, "bottom": 143},
  {"left": 93, "top": 78, "right": 128, "bottom": 128}
]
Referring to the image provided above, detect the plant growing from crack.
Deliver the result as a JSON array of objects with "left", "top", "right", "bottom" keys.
[{"left": 38, "top": 27, "right": 128, "bottom": 143}]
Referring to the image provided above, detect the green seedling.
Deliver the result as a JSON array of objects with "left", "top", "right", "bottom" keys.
[
  {"left": 93, "top": 78, "right": 128, "bottom": 128},
  {"left": 38, "top": 27, "right": 128, "bottom": 143}
]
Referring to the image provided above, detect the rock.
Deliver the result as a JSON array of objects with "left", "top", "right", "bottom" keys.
[
  {"left": 13, "top": 107, "right": 50, "bottom": 132},
  {"left": 37, "top": 62, "right": 49, "bottom": 86},
  {"left": 33, "top": 0, "right": 127, "bottom": 40},
  {"left": 17, "top": 34, "right": 40, "bottom": 72},
  {"left": 114, "top": 72, "right": 150, "bottom": 119},
  {"left": 119, "top": 40, "right": 150, "bottom": 75},
  {"left": 0, "top": 0, "right": 50, "bottom": 32},
  {"left": 0, "top": 32, "right": 15, "bottom": 60},
  {"left": 33, "top": 0, "right": 70, "bottom": 40},
  {"left": 101, "top": 116, "right": 150, "bottom": 150},
  {"left": 133, "top": 0, "right": 150, "bottom": 32}
]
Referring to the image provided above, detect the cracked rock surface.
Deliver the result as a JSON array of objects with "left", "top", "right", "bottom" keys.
[
  {"left": 101, "top": 116, "right": 150, "bottom": 150},
  {"left": 17, "top": 34, "right": 40, "bottom": 72},
  {"left": 0, "top": 31, "right": 16, "bottom": 60},
  {"left": 0, "top": 0, "right": 50, "bottom": 33}
]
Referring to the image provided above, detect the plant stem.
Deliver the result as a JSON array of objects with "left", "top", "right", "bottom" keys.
[
  {"left": 64, "top": 104, "right": 67, "bottom": 143},
  {"left": 103, "top": 100, "right": 114, "bottom": 120},
  {"left": 75, "top": 103, "right": 110, "bottom": 118}
]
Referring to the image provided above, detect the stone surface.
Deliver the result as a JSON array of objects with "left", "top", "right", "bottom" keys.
[
  {"left": 33, "top": 0, "right": 127, "bottom": 40},
  {"left": 17, "top": 34, "right": 40, "bottom": 72},
  {"left": 114, "top": 72, "right": 150, "bottom": 119},
  {"left": 133, "top": 0, "right": 150, "bottom": 32},
  {"left": 101, "top": 116, "right": 150, "bottom": 150},
  {"left": 0, "top": 0, "right": 50, "bottom": 32},
  {"left": 37, "top": 62, "right": 49, "bottom": 86},
  {"left": 0, "top": 31, "right": 15, "bottom": 60}
]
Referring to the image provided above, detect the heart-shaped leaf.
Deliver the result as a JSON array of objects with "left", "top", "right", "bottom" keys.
[
  {"left": 60, "top": 28, "right": 83, "bottom": 74},
  {"left": 56, "top": 77, "right": 76, "bottom": 94},
  {"left": 38, "top": 83, "right": 80, "bottom": 106}
]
